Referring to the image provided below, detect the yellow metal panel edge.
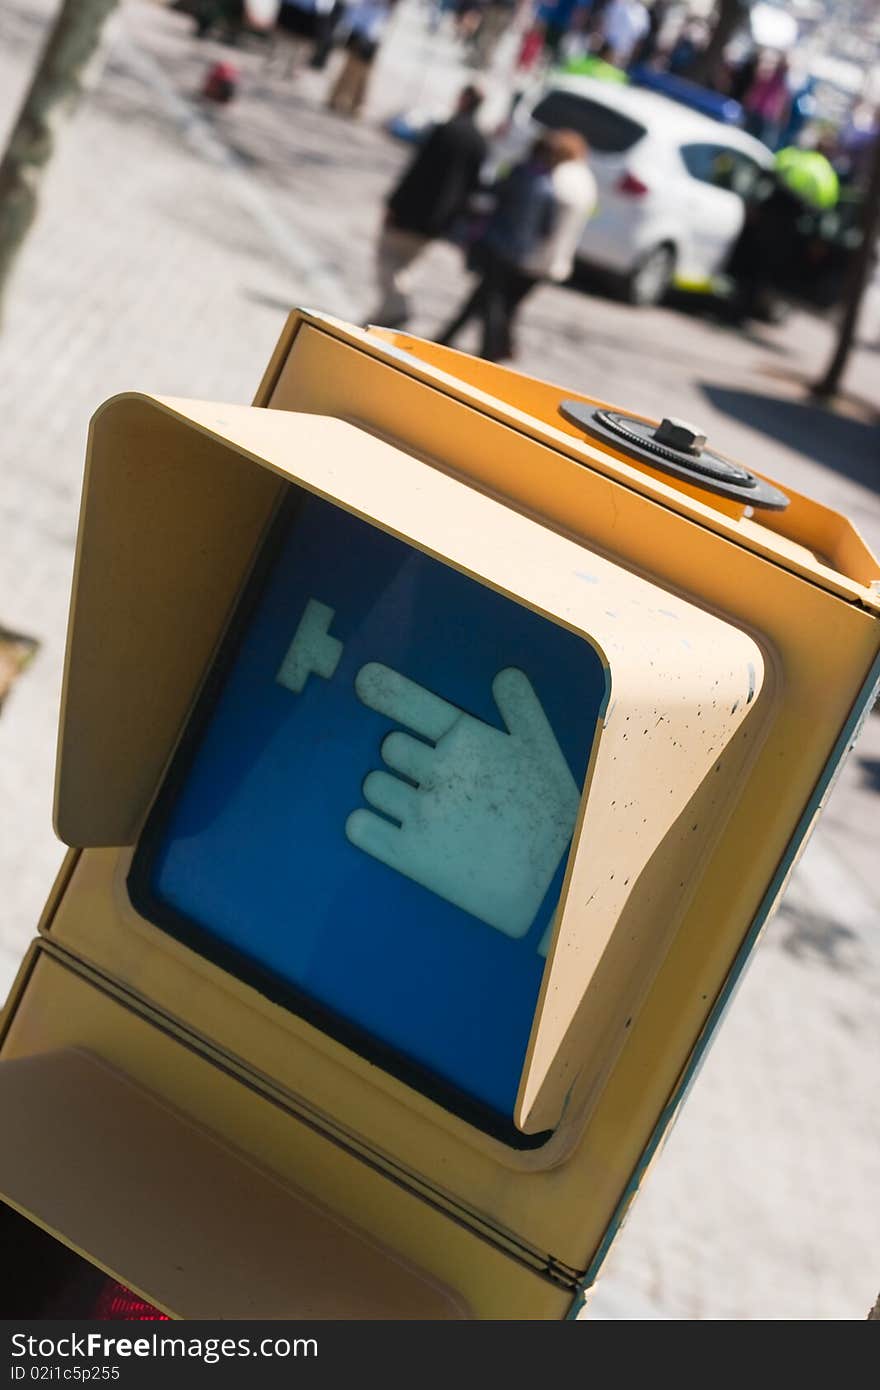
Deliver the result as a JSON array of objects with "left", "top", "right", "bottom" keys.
[
  {"left": 0, "top": 952, "right": 571, "bottom": 1319},
  {"left": 268, "top": 329, "right": 880, "bottom": 639},
  {"left": 278, "top": 314, "right": 879, "bottom": 603},
  {"left": 521, "top": 653, "right": 774, "bottom": 1133},
  {"left": 252, "top": 308, "right": 306, "bottom": 408},
  {"left": 36, "top": 847, "right": 80, "bottom": 935},
  {"left": 519, "top": 609, "right": 769, "bottom": 1132},
  {"left": 365, "top": 323, "right": 880, "bottom": 595},
  {"left": 576, "top": 645, "right": 880, "bottom": 1300},
  {"left": 0, "top": 940, "right": 40, "bottom": 1040},
  {"left": 46, "top": 849, "right": 581, "bottom": 1264},
  {"left": 0, "top": 1048, "right": 467, "bottom": 1319},
  {"left": 54, "top": 396, "right": 284, "bottom": 846}
]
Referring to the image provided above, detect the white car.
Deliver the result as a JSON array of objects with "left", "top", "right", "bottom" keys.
[{"left": 490, "top": 76, "right": 776, "bottom": 305}]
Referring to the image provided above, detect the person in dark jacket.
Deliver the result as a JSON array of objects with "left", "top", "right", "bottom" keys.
[
  {"left": 435, "top": 131, "right": 566, "bottom": 362},
  {"left": 368, "top": 84, "right": 487, "bottom": 327}
]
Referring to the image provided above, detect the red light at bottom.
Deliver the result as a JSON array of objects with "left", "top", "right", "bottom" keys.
[{"left": 92, "top": 1280, "right": 169, "bottom": 1320}]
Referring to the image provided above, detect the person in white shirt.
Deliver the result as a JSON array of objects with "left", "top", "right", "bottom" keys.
[
  {"left": 438, "top": 127, "right": 596, "bottom": 361},
  {"left": 520, "top": 128, "right": 597, "bottom": 283},
  {"left": 601, "top": 0, "right": 650, "bottom": 68}
]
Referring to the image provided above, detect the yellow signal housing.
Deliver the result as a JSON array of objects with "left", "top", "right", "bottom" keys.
[{"left": 1, "top": 309, "right": 877, "bottom": 1319}]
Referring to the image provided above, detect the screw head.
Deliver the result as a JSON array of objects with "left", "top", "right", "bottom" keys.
[{"left": 653, "top": 416, "right": 707, "bottom": 455}]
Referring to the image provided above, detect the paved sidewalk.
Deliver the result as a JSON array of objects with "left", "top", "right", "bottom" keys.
[{"left": 0, "top": 0, "right": 877, "bottom": 1321}]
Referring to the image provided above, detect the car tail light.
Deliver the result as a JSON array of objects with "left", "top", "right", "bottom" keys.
[
  {"left": 617, "top": 171, "right": 650, "bottom": 196},
  {"left": 92, "top": 1279, "right": 169, "bottom": 1320}
]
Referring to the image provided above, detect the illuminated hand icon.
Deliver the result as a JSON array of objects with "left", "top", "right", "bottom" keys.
[{"left": 345, "top": 663, "right": 580, "bottom": 938}]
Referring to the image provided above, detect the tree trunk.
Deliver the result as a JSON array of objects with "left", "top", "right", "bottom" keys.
[
  {"left": 0, "top": 0, "right": 120, "bottom": 326},
  {"left": 688, "top": 0, "right": 749, "bottom": 86},
  {"left": 813, "top": 132, "right": 880, "bottom": 399}
]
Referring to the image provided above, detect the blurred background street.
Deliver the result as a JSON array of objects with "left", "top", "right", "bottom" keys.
[{"left": 0, "top": 0, "right": 878, "bottom": 1320}]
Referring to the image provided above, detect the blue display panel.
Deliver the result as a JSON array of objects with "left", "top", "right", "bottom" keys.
[{"left": 132, "top": 493, "right": 606, "bottom": 1131}]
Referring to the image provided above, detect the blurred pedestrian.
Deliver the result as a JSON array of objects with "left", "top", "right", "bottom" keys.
[
  {"left": 665, "top": 18, "right": 706, "bottom": 76},
  {"left": 515, "top": 13, "right": 546, "bottom": 72},
  {"left": 310, "top": 0, "right": 348, "bottom": 68},
  {"left": 517, "top": 0, "right": 592, "bottom": 70},
  {"left": 438, "top": 128, "right": 596, "bottom": 360},
  {"left": 426, "top": 0, "right": 458, "bottom": 35},
  {"left": 267, "top": 0, "right": 335, "bottom": 74},
  {"left": 837, "top": 102, "right": 879, "bottom": 188},
  {"left": 724, "top": 145, "right": 839, "bottom": 324},
  {"left": 470, "top": 0, "right": 519, "bottom": 69},
  {"left": 559, "top": 37, "right": 627, "bottom": 81},
  {"left": 742, "top": 52, "right": 791, "bottom": 148},
  {"left": 629, "top": 0, "right": 667, "bottom": 68},
  {"left": 369, "top": 84, "right": 488, "bottom": 327},
  {"left": 454, "top": 0, "right": 484, "bottom": 45},
  {"left": 600, "top": 0, "right": 649, "bottom": 68},
  {"left": 777, "top": 72, "right": 817, "bottom": 149},
  {"left": 181, "top": 0, "right": 248, "bottom": 41},
  {"left": 327, "top": 0, "right": 394, "bottom": 116},
  {"left": 727, "top": 46, "right": 757, "bottom": 103}
]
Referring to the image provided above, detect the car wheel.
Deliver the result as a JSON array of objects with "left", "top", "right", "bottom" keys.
[{"left": 622, "top": 244, "right": 675, "bottom": 307}]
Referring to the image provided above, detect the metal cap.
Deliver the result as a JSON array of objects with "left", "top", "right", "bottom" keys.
[
  {"left": 558, "top": 402, "right": 790, "bottom": 511},
  {"left": 654, "top": 417, "right": 707, "bottom": 456}
]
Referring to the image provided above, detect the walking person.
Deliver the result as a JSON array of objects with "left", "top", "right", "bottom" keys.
[
  {"left": 327, "top": 0, "right": 394, "bottom": 116},
  {"left": 437, "top": 128, "right": 595, "bottom": 361},
  {"left": 267, "top": 0, "right": 335, "bottom": 75},
  {"left": 369, "top": 85, "right": 487, "bottom": 327},
  {"left": 310, "top": 0, "right": 348, "bottom": 68},
  {"left": 600, "top": 0, "right": 649, "bottom": 68},
  {"left": 470, "top": 0, "right": 519, "bottom": 70},
  {"left": 742, "top": 52, "right": 791, "bottom": 148}
]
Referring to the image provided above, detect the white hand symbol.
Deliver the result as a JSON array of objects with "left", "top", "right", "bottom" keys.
[{"left": 346, "top": 664, "right": 580, "bottom": 938}]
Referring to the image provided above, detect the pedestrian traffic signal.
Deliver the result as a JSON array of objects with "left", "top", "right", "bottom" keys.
[{"left": 1, "top": 309, "right": 878, "bottom": 1318}]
